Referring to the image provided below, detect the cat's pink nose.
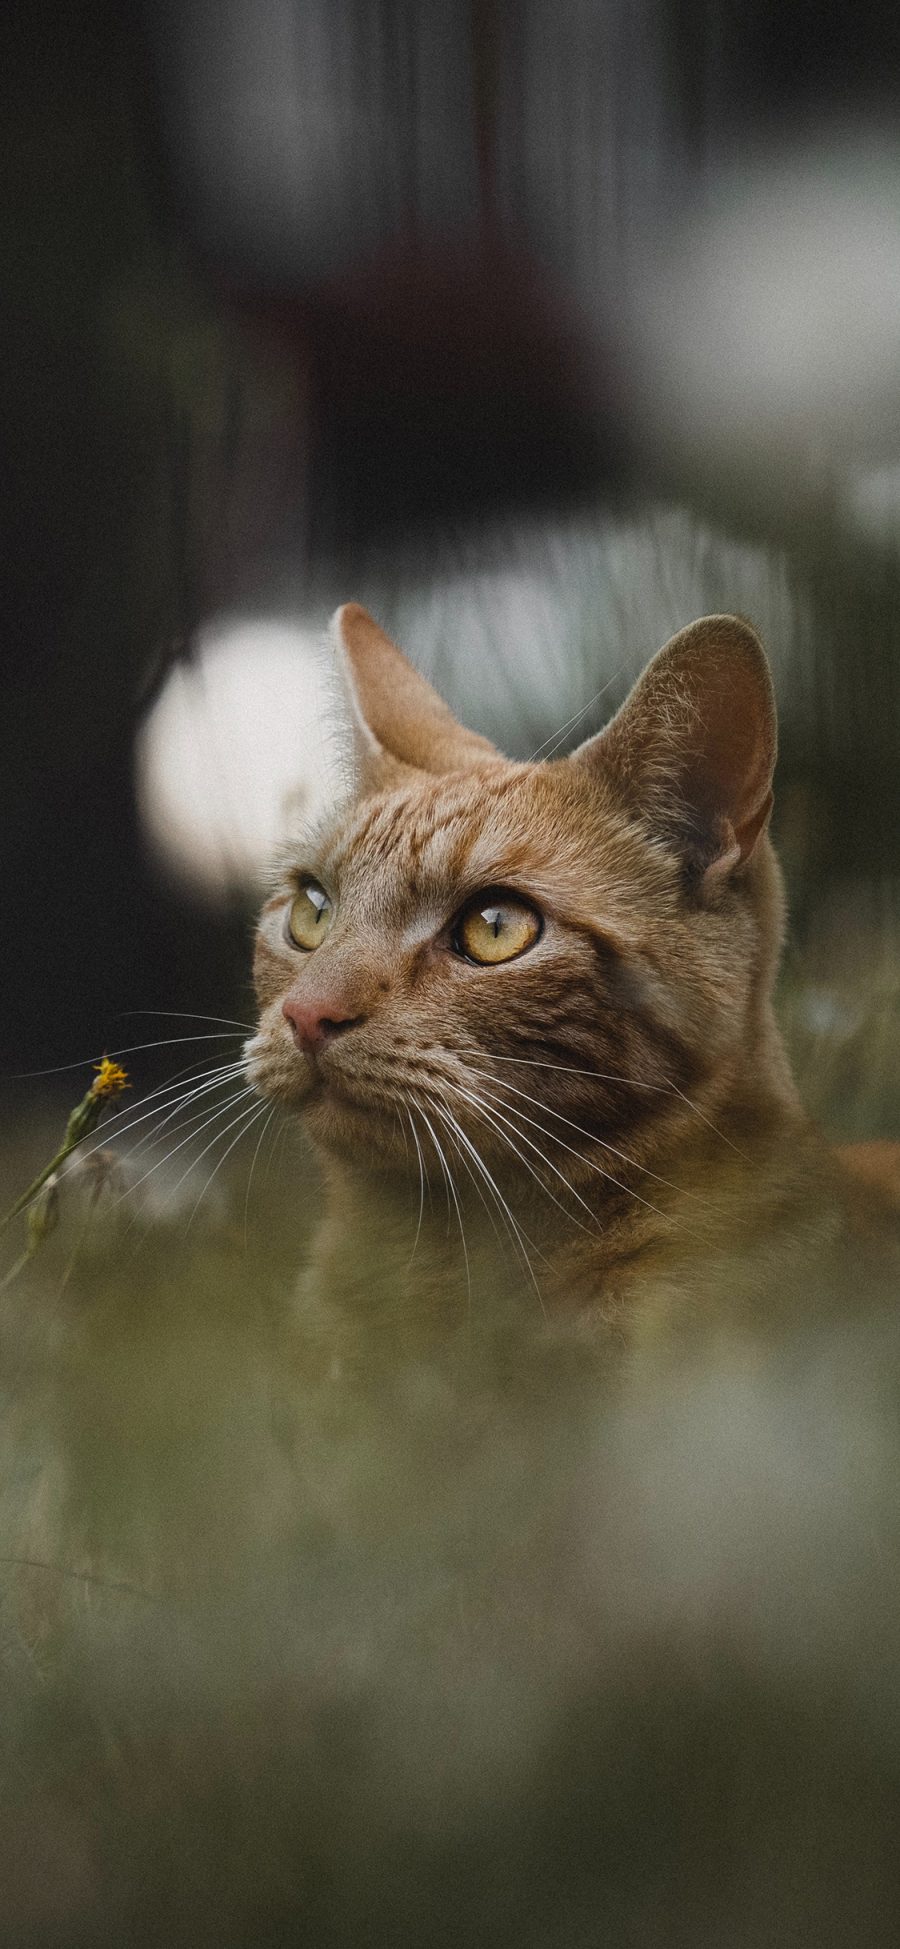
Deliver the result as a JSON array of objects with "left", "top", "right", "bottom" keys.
[{"left": 282, "top": 996, "right": 362, "bottom": 1052}]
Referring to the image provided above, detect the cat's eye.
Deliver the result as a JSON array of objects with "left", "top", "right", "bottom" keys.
[
  {"left": 287, "top": 879, "right": 334, "bottom": 951},
  {"left": 453, "top": 892, "right": 542, "bottom": 966}
]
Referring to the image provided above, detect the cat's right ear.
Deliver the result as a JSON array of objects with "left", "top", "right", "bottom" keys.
[{"left": 329, "top": 604, "right": 499, "bottom": 783}]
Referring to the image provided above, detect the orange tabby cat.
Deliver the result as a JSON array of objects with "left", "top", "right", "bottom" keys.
[{"left": 246, "top": 604, "right": 898, "bottom": 1347}]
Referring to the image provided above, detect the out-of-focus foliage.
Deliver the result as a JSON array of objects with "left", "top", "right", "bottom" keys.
[
  {"left": 6, "top": 6, "right": 900, "bottom": 1938},
  {"left": 0, "top": 1109, "right": 900, "bottom": 1947}
]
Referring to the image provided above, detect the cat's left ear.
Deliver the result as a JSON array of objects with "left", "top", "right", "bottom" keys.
[
  {"left": 571, "top": 615, "right": 777, "bottom": 893},
  {"left": 330, "top": 604, "right": 499, "bottom": 780}
]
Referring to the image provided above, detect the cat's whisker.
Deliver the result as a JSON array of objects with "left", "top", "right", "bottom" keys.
[
  {"left": 465, "top": 1064, "right": 699, "bottom": 1201},
  {"left": 263, "top": 1110, "right": 292, "bottom": 1190},
  {"left": 186, "top": 1098, "right": 272, "bottom": 1232},
  {"left": 112, "top": 1084, "right": 256, "bottom": 1219},
  {"left": 128, "top": 1090, "right": 262, "bottom": 1253},
  {"left": 124, "top": 1091, "right": 262, "bottom": 1261},
  {"left": 418, "top": 1103, "right": 471, "bottom": 1310},
  {"left": 527, "top": 669, "right": 622, "bottom": 763},
  {"left": 433, "top": 1101, "right": 505, "bottom": 1251},
  {"left": 115, "top": 1050, "right": 259, "bottom": 1180},
  {"left": 270, "top": 1112, "right": 289, "bottom": 1172},
  {"left": 7, "top": 1031, "right": 251, "bottom": 1085},
  {"left": 116, "top": 1010, "right": 257, "bottom": 1032},
  {"left": 243, "top": 1105, "right": 279, "bottom": 1246},
  {"left": 415, "top": 1104, "right": 453, "bottom": 1238},
  {"left": 33, "top": 1068, "right": 251, "bottom": 1235},
  {"left": 0, "top": 1059, "right": 250, "bottom": 1227},
  {"left": 72, "top": 1062, "right": 249, "bottom": 1173},
  {"left": 91, "top": 1052, "right": 246, "bottom": 1135},
  {"left": 457, "top": 1047, "right": 673, "bottom": 1093},
  {"left": 405, "top": 1109, "right": 427, "bottom": 1268},
  {"left": 445, "top": 1080, "right": 601, "bottom": 1237},
  {"left": 125, "top": 1066, "right": 251, "bottom": 1165},
  {"left": 460, "top": 1048, "right": 747, "bottom": 1161},
  {"left": 434, "top": 1097, "right": 552, "bottom": 1320},
  {"left": 458, "top": 1074, "right": 671, "bottom": 1223},
  {"left": 433, "top": 1104, "right": 507, "bottom": 1320},
  {"left": 646, "top": 1080, "right": 748, "bottom": 1160},
  {"left": 427, "top": 1092, "right": 547, "bottom": 1316}
]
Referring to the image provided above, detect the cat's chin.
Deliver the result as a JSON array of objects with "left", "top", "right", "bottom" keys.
[
  {"left": 245, "top": 1037, "right": 402, "bottom": 1160},
  {"left": 300, "top": 1080, "right": 407, "bottom": 1168}
]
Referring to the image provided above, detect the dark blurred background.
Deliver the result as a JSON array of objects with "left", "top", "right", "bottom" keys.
[
  {"left": 7, "top": 17, "right": 900, "bottom": 1945},
  {"left": 6, "top": 0, "right": 900, "bottom": 1102}
]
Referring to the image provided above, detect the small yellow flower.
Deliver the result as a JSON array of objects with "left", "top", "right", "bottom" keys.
[
  {"left": 2, "top": 1055, "right": 133, "bottom": 1257},
  {"left": 91, "top": 1058, "right": 131, "bottom": 1099}
]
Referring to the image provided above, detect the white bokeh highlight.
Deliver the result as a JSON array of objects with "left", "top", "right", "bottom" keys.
[
  {"left": 636, "top": 138, "right": 900, "bottom": 466},
  {"left": 136, "top": 619, "right": 342, "bottom": 902},
  {"left": 136, "top": 512, "right": 800, "bottom": 903}
]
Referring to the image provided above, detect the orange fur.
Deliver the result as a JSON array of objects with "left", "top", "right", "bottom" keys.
[
  {"left": 247, "top": 607, "right": 899, "bottom": 1345},
  {"left": 836, "top": 1141, "right": 900, "bottom": 1211}
]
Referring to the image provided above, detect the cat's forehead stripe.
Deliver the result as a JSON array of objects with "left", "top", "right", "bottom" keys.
[
  {"left": 315, "top": 768, "right": 633, "bottom": 932},
  {"left": 284, "top": 766, "right": 664, "bottom": 950},
  {"left": 331, "top": 769, "right": 533, "bottom": 869}
]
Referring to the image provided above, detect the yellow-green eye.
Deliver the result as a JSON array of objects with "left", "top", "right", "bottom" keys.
[
  {"left": 287, "top": 879, "right": 334, "bottom": 950},
  {"left": 454, "top": 893, "right": 542, "bottom": 966}
]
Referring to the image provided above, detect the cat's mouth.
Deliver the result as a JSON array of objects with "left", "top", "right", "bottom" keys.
[
  {"left": 297, "top": 1058, "right": 421, "bottom": 1170},
  {"left": 306, "top": 1058, "right": 403, "bottom": 1122},
  {"left": 244, "top": 1027, "right": 401, "bottom": 1127}
]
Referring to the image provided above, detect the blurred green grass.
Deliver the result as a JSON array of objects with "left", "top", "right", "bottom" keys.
[{"left": 0, "top": 915, "right": 899, "bottom": 1944}]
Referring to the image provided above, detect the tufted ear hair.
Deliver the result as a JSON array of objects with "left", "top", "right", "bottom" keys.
[
  {"left": 330, "top": 603, "right": 500, "bottom": 781},
  {"left": 570, "top": 615, "right": 777, "bottom": 894}
]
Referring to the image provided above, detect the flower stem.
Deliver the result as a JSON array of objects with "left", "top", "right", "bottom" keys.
[
  {"left": 0, "top": 1143, "right": 76, "bottom": 1235},
  {"left": 0, "top": 1062, "right": 128, "bottom": 1240}
]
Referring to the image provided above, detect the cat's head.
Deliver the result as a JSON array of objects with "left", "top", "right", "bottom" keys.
[{"left": 246, "top": 605, "right": 784, "bottom": 1181}]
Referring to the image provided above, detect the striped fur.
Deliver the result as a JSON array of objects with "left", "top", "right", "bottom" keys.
[{"left": 246, "top": 607, "right": 899, "bottom": 1337}]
